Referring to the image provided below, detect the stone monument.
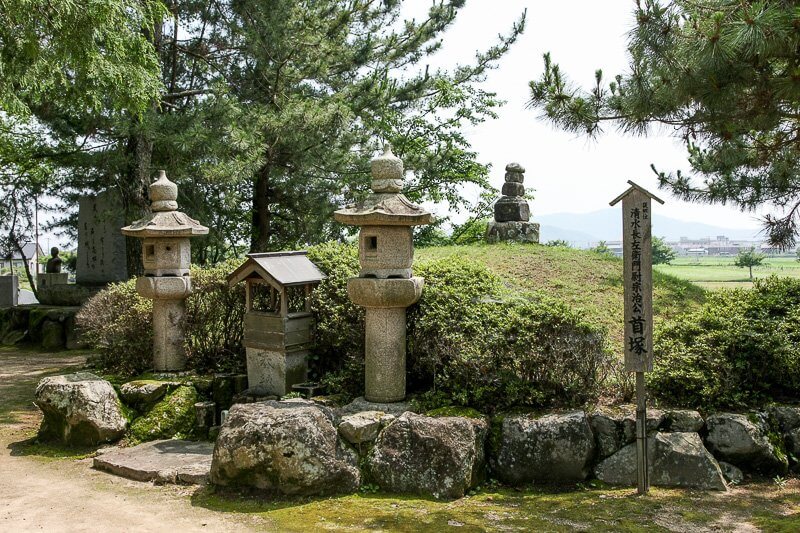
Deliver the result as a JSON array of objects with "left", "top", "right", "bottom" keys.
[
  {"left": 0, "top": 275, "right": 18, "bottom": 308},
  {"left": 486, "top": 163, "right": 540, "bottom": 244},
  {"left": 77, "top": 190, "right": 128, "bottom": 285},
  {"left": 37, "top": 247, "right": 68, "bottom": 289},
  {"left": 121, "top": 171, "right": 208, "bottom": 371},
  {"left": 334, "top": 147, "right": 434, "bottom": 403}
]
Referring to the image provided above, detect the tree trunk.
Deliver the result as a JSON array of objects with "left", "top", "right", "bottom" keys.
[
  {"left": 749, "top": 265, "right": 753, "bottom": 281},
  {"left": 9, "top": 235, "right": 38, "bottom": 300},
  {"left": 122, "top": 131, "right": 154, "bottom": 277},
  {"left": 250, "top": 161, "right": 272, "bottom": 252}
]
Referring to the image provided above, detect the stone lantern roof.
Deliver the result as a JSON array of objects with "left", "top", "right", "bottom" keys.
[
  {"left": 334, "top": 147, "right": 434, "bottom": 227},
  {"left": 121, "top": 170, "right": 209, "bottom": 238}
]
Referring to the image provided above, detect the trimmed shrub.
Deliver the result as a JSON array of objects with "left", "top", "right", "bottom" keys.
[
  {"left": 78, "top": 259, "right": 245, "bottom": 376},
  {"left": 76, "top": 281, "right": 153, "bottom": 376},
  {"left": 650, "top": 276, "right": 800, "bottom": 410},
  {"left": 185, "top": 258, "right": 246, "bottom": 373},
  {"left": 307, "top": 242, "right": 611, "bottom": 412}
]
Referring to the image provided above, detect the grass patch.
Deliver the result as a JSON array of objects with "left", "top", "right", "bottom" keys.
[{"left": 191, "top": 482, "right": 800, "bottom": 532}]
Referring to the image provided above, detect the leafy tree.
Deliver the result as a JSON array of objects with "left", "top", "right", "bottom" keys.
[
  {"left": 21, "top": 1, "right": 525, "bottom": 265},
  {"left": 545, "top": 239, "right": 571, "bottom": 248},
  {"left": 0, "top": 0, "right": 166, "bottom": 283},
  {"left": 652, "top": 236, "right": 676, "bottom": 265},
  {"left": 735, "top": 247, "right": 765, "bottom": 281},
  {"left": 528, "top": 0, "right": 800, "bottom": 249},
  {"left": 590, "top": 241, "right": 614, "bottom": 257}
]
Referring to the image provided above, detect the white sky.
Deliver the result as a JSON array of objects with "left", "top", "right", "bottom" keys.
[{"left": 413, "top": 0, "right": 765, "bottom": 230}]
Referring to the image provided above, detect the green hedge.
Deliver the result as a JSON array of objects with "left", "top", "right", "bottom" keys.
[
  {"left": 308, "top": 242, "right": 611, "bottom": 411},
  {"left": 79, "top": 242, "right": 611, "bottom": 412},
  {"left": 651, "top": 276, "right": 800, "bottom": 410}
]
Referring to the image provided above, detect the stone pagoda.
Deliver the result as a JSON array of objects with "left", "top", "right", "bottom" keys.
[
  {"left": 121, "top": 171, "right": 208, "bottom": 371},
  {"left": 334, "top": 147, "right": 433, "bottom": 403},
  {"left": 486, "top": 162, "right": 540, "bottom": 244}
]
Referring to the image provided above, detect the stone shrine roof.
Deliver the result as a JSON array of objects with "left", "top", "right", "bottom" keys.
[
  {"left": 121, "top": 171, "right": 209, "bottom": 238},
  {"left": 334, "top": 147, "right": 434, "bottom": 227},
  {"left": 227, "top": 251, "right": 326, "bottom": 288}
]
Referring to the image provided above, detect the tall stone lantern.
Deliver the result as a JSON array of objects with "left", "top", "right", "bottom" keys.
[
  {"left": 121, "top": 171, "right": 208, "bottom": 371},
  {"left": 334, "top": 147, "right": 433, "bottom": 402}
]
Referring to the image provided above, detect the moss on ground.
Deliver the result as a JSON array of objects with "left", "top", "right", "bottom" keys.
[
  {"left": 191, "top": 481, "right": 800, "bottom": 532},
  {"left": 128, "top": 385, "right": 198, "bottom": 443}
]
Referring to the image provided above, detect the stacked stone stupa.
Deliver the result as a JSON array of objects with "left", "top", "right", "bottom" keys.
[{"left": 486, "top": 163, "right": 540, "bottom": 243}]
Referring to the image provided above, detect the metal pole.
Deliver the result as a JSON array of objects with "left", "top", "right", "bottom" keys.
[{"left": 636, "top": 371, "right": 649, "bottom": 494}]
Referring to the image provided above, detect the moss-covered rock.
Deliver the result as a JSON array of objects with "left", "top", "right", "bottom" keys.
[{"left": 129, "top": 385, "right": 199, "bottom": 443}]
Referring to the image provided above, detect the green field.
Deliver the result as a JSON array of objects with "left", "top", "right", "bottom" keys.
[{"left": 655, "top": 256, "right": 800, "bottom": 289}]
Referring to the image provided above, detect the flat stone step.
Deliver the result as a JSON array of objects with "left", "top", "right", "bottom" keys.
[{"left": 93, "top": 440, "right": 213, "bottom": 485}]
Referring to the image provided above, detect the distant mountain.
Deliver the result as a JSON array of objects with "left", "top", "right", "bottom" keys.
[
  {"left": 535, "top": 208, "right": 762, "bottom": 244},
  {"left": 538, "top": 224, "right": 598, "bottom": 245}
]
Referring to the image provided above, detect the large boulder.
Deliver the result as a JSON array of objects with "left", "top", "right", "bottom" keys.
[
  {"left": 34, "top": 372, "right": 128, "bottom": 446},
  {"left": 210, "top": 401, "right": 360, "bottom": 496},
  {"left": 129, "top": 386, "right": 199, "bottom": 443},
  {"left": 595, "top": 432, "right": 727, "bottom": 490},
  {"left": 366, "top": 412, "right": 487, "bottom": 499},
  {"left": 769, "top": 405, "right": 800, "bottom": 433},
  {"left": 492, "top": 411, "right": 595, "bottom": 484},
  {"left": 705, "top": 413, "right": 788, "bottom": 476}
]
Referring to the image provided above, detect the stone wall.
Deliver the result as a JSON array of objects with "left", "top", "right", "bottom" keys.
[{"left": 0, "top": 306, "right": 85, "bottom": 350}]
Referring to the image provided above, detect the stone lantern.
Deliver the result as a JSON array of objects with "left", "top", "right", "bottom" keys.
[
  {"left": 334, "top": 147, "right": 433, "bottom": 402},
  {"left": 121, "top": 170, "right": 208, "bottom": 371}
]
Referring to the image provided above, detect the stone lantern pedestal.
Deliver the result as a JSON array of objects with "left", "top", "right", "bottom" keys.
[
  {"left": 335, "top": 147, "right": 433, "bottom": 403},
  {"left": 121, "top": 171, "right": 208, "bottom": 371}
]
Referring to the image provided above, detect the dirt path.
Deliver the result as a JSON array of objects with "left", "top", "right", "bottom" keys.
[{"left": 0, "top": 349, "right": 269, "bottom": 533}]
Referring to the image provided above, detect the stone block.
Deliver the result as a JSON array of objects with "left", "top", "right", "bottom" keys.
[
  {"left": 93, "top": 439, "right": 213, "bottom": 485},
  {"left": 36, "top": 273, "right": 68, "bottom": 289},
  {"left": 492, "top": 411, "right": 595, "bottom": 484},
  {"left": 245, "top": 347, "right": 308, "bottom": 396},
  {"left": 40, "top": 320, "right": 65, "bottom": 350},
  {"left": 501, "top": 182, "right": 525, "bottom": 197},
  {"left": 486, "top": 221, "right": 540, "bottom": 244},
  {"left": 338, "top": 411, "right": 385, "bottom": 444},
  {"left": 0, "top": 275, "right": 18, "bottom": 308},
  {"left": 367, "top": 412, "right": 487, "bottom": 499},
  {"left": 493, "top": 197, "right": 530, "bottom": 222},
  {"left": 76, "top": 190, "right": 128, "bottom": 285}
]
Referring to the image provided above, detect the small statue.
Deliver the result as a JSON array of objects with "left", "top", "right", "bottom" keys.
[{"left": 45, "top": 247, "right": 63, "bottom": 273}]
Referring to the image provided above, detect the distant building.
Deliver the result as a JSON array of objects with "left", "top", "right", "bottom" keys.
[
  {"left": 686, "top": 248, "right": 708, "bottom": 257},
  {"left": 0, "top": 242, "right": 43, "bottom": 275}
]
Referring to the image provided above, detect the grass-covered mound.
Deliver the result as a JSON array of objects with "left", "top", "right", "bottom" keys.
[
  {"left": 417, "top": 243, "right": 707, "bottom": 359},
  {"left": 650, "top": 277, "right": 800, "bottom": 410}
]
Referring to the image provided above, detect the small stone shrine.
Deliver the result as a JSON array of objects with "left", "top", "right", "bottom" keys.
[
  {"left": 334, "top": 147, "right": 434, "bottom": 403},
  {"left": 121, "top": 171, "right": 208, "bottom": 371},
  {"left": 486, "top": 162, "right": 540, "bottom": 244},
  {"left": 227, "top": 252, "right": 326, "bottom": 396},
  {"left": 37, "top": 247, "right": 68, "bottom": 289}
]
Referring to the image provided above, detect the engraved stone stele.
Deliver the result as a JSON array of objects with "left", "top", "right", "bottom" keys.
[
  {"left": 334, "top": 147, "right": 434, "bottom": 403},
  {"left": 121, "top": 171, "right": 208, "bottom": 371},
  {"left": 77, "top": 190, "right": 128, "bottom": 285},
  {"left": 227, "top": 252, "right": 326, "bottom": 396},
  {"left": 486, "top": 162, "right": 540, "bottom": 244}
]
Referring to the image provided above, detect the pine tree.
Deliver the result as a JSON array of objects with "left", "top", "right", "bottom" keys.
[{"left": 529, "top": 0, "right": 800, "bottom": 249}]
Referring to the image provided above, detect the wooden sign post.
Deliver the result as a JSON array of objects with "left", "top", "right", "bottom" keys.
[{"left": 610, "top": 180, "right": 664, "bottom": 495}]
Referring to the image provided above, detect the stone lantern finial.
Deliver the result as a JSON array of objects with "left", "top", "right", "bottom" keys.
[
  {"left": 370, "top": 145, "right": 404, "bottom": 193},
  {"left": 150, "top": 170, "right": 179, "bottom": 212}
]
